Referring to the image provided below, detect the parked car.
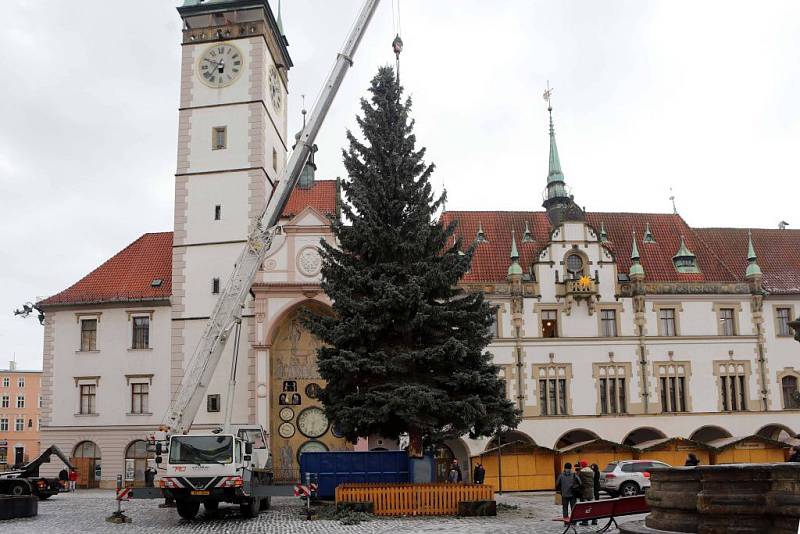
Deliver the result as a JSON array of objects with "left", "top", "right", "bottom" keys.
[{"left": 600, "top": 460, "right": 670, "bottom": 497}]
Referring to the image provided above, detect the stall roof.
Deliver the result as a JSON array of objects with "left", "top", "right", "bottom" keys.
[
  {"left": 473, "top": 440, "right": 557, "bottom": 457},
  {"left": 633, "top": 437, "right": 713, "bottom": 451},
  {"left": 558, "top": 439, "right": 636, "bottom": 454},
  {"left": 707, "top": 435, "right": 790, "bottom": 451}
]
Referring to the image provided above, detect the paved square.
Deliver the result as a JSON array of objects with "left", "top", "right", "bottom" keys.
[{"left": 2, "top": 490, "right": 644, "bottom": 533}]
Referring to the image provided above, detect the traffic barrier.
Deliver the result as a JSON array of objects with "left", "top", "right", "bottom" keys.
[
  {"left": 335, "top": 483, "right": 494, "bottom": 516},
  {"left": 293, "top": 483, "right": 317, "bottom": 497}
]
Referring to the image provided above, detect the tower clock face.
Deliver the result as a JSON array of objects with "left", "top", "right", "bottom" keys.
[
  {"left": 198, "top": 43, "right": 243, "bottom": 88},
  {"left": 297, "top": 407, "right": 329, "bottom": 438},
  {"left": 268, "top": 66, "right": 282, "bottom": 112}
]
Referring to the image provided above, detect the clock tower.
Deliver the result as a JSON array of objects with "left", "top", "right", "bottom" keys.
[{"left": 172, "top": 0, "right": 292, "bottom": 428}]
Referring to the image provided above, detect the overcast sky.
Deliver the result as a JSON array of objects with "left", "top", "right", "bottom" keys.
[{"left": 2, "top": 0, "right": 798, "bottom": 370}]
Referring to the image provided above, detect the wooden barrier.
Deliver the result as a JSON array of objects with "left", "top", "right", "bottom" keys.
[{"left": 335, "top": 483, "right": 494, "bottom": 516}]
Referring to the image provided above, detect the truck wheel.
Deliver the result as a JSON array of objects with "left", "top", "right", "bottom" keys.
[
  {"left": 176, "top": 500, "right": 200, "bottom": 520},
  {"left": 240, "top": 497, "right": 259, "bottom": 518},
  {"left": 203, "top": 500, "right": 219, "bottom": 513},
  {"left": 11, "top": 484, "right": 28, "bottom": 496},
  {"left": 259, "top": 497, "right": 271, "bottom": 511}
]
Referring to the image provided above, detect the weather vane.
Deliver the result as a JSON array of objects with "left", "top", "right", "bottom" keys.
[{"left": 543, "top": 80, "right": 553, "bottom": 109}]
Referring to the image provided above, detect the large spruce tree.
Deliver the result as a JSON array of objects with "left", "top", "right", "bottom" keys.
[{"left": 303, "top": 66, "right": 519, "bottom": 448}]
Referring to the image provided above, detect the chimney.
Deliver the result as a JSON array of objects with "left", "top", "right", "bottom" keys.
[{"left": 9, "top": 360, "right": 16, "bottom": 371}]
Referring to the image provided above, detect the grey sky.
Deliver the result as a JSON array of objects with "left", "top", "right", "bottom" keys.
[{"left": 2, "top": 0, "right": 798, "bottom": 370}]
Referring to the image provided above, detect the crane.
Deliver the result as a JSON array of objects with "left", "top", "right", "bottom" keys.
[{"left": 136, "top": 0, "right": 383, "bottom": 521}]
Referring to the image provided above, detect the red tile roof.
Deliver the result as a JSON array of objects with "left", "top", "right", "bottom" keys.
[
  {"left": 442, "top": 211, "right": 739, "bottom": 283},
  {"left": 281, "top": 180, "right": 337, "bottom": 219},
  {"left": 697, "top": 227, "right": 800, "bottom": 294},
  {"left": 37, "top": 232, "right": 173, "bottom": 307}
]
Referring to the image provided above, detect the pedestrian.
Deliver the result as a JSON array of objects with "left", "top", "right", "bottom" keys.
[
  {"left": 58, "top": 468, "right": 69, "bottom": 491},
  {"left": 591, "top": 463, "right": 601, "bottom": 501},
  {"left": 68, "top": 468, "right": 78, "bottom": 491},
  {"left": 788, "top": 446, "right": 800, "bottom": 463},
  {"left": 555, "top": 462, "right": 582, "bottom": 523},
  {"left": 144, "top": 465, "right": 156, "bottom": 488},
  {"left": 685, "top": 453, "right": 700, "bottom": 466},
  {"left": 577, "top": 460, "right": 597, "bottom": 526},
  {"left": 448, "top": 459, "right": 462, "bottom": 482},
  {"left": 473, "top": 462, "right": 485, "bottom": 484}
]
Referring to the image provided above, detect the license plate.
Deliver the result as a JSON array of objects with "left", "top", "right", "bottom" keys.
[{"left": 190, "top": 490, "right": 210, "bottom": 496}]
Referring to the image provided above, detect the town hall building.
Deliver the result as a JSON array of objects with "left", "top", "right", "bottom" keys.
[{"left": 34, "top": 0, "right": 800, "bottom": 489}]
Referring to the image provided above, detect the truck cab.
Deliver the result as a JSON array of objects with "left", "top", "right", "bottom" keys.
[{"left": 157, "top": 430, "right": 272, "bottom": 520}]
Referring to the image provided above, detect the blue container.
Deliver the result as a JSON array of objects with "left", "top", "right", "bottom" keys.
[{"left": 299, "top": 450, "right": 410, "bottom": 499}]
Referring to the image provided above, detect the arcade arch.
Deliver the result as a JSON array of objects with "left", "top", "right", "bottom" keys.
[
  {"left": 690, "top": 425, "right": 731, "bottom": 443},
  {"left": 622, "top": 427, "right": 667, "bottom": 446}
]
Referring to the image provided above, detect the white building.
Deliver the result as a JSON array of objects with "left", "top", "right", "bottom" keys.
[{"left": 36, "top": 0, "right": 800, "bottom": 489}]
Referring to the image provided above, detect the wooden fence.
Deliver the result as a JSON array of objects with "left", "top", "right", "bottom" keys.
[{"left": 335, "top": 483, "right": 494, "bottom": 516}]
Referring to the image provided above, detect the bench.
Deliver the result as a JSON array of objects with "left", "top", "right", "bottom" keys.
[{"left": 562, "top": 495, "right": 649, "bottom": 534}]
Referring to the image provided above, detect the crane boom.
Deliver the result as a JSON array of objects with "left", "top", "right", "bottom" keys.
[{"left": 163, "top": 0, "right": 381, "bottom": 436}]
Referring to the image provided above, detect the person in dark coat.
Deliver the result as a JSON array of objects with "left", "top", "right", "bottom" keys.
[
  {"left": 58, "top": 468, "right": 69, "bottom": 490},
  {"left": 555, "top": 462, "right": 581, "bottom": 522},
  {"left": 685, "top": 453, "right": 701, "bottom": 466},
  {"left": 577, "top": 460, "right": 597, "bottom": 526},
  {"left": 473, "top": 462, "right": 485, "bottom": 484},
  {"left": 591, "top": 463, "right": 601, "bottom": 501},
  {"left": 788, "top": 447, "right": 800, "bottom": 463}
]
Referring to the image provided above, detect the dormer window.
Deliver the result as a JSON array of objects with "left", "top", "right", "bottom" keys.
[
  {"left": 566, "top": 254, "right": 584, "bottom": 279},
  {"left": 672, "top": 236, "right": 700, "bottom": 274}
]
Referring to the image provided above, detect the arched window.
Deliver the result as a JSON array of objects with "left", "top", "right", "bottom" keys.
[
  {"left": 782, "top": 376, "right": 799, "bottom": 409},
  {"left": 565, "top": 253, "right": 584, "bottom": 279},
  {"left": 124, "top": 440, "right": 153, "bottom": 487},
  {"left": 72, "top": 441, "right": 101, "bottom": 489}
]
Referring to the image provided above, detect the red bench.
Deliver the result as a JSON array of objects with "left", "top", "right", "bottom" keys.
[{"left": 562, "top": 495, "right": 649, "bottom": 533}]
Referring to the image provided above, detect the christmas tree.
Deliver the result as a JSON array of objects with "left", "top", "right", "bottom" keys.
[{"left": 303, "top": 66, "right": 519, "bottom": 450}]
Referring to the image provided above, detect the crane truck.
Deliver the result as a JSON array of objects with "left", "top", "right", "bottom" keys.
[{"left": 126, "top": 0, "right": 382, "bottom": 521}]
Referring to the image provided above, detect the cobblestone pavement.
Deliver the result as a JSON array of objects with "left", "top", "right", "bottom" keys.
[{"left": 3, "top": 490, "right": 645, "bottom": 534}]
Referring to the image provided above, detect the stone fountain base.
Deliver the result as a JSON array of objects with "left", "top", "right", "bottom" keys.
[{"left": 619, "top": 463, "right": 800, "bottom": 534}]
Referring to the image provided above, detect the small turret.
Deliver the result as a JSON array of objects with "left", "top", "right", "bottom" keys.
[
  {"left": 599, "top": 221, "right": 608, "bottom": 243},
  {"left": 522, "top": 221, "right": 534, "bottom": 243},
  {"left": 643, "top": 222, "right": 656, "bottom": 243},
  {"left": 508, "top": 230, "right": 523, "bottom": 278},
  {"left": 745, "top": 230, "right": 762, "bottom": 279},
  {"left": 672, "top": 235, "right": 700, "bottom": 273},
  {"left": 476, "top": 221, "right": 488, "bottom": 243},
  {"left": 630, "top": 232, "right": 645, "bottom": 279}
]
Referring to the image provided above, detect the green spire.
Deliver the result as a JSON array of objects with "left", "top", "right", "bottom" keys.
[
  {"left": 630, "top": 232, "right": 645, "bottom": 278},
  {"left": 276, "top": 0, "right": 284, "bottom": 34},
  {"left": 599, "top": 221, "right": 608, "bottom": 243},
  {"left": 547, "top": 107, "right": 565, "bottom": 186},
  {"left": 745, "top": 230, "right": 762, "bottom": 278},
  {"left": 508, "top": 229, "right": 523, "bottom": 277},
  {"left": 476, "top": 221, "right": 487, "bottom": 243}
]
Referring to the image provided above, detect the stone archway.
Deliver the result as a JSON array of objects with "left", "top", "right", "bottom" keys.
[
  {"left": 124, "top": 440, "right": 153, "bottom": 488},
  {"left": 623, "top": 427, "right": 667, "bottom": 446},
  {"left": 72, "top": 441, "right": 101, "bottom": 489},
  {"left": 690, "top": 425, "right": 731, "bottom": 444},
  {"left": 555, "top": 428, "right": 600, "bottom": 449},
  {"left": 269, "top": 303, "right": 351, "bottom": 482},
  {"left": 756, "top": 423, "right": 796, "bottom": 442}
]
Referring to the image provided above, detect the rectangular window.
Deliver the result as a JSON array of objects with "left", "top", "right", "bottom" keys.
[
  {"left": 720, "top": 308, "right": 736, "bottom": 336},
  {"left": 214, "top": 205, "right": 221, "bottom": 221},
  {"left": 17, "top": 377, "right": 25, "bottom": 388},
  {"left": 538, "top": 368, "right": 569, "bottom": 415},
  {"left": 600, "top": 309, "right": 618, "bottom": 337},
  {"left": 15, "top": 418, "right": 24, "bottom": 432},
  {"left": 598, "top": 367, "right": 627, "bottom": 415},
  {"left": 212, "top": 126, "right": 227, "bottom": 150},
  {"left": 659, "top": 365, "right": 688, "bottom": 413},
  {"left": 490, "top": 310, "right": 499, "bottom": 338},
  {"left": 207, "top": 394, "right": 221, "bottom": 413},
  {"left": 131, "top": 383, "right": 149, "bottom": 414},
  {"left": 541, "top": 310, "right": 558, "bottom": 338},
  {"left": 777, "top": 308, "right": 793, "bottom": 337},
  {"left": 1, "top": 395, "right": 8, "bottom": 408},
  {"left": 659, "top": 308, "right": 677, "bottom": 336},
  {"left": 0, "top": 418, "right": 7, "bottom": 431},
  {"left": 38, "top": 395, "right": 42, "bottom": 409},
  {"left": 16, "top": 396, "right": 24, "bottom": 409},
  {"left": 79, "top": 384, "right": 96, "bottom": 415},
  {"left": 212, "top": 277, "right": 220, "bottom": 294},
  {"left": 272, "top": 148, "right": 278, "bottom": 171},
  {"left": 2, "top": 377, "right": 8, "bottom": 388},
  {"left": 719, "top": 365, "right": 748, "bottom": 411},
  {"left": 132, "top": 317, "right": 150, "bottom": 349},
  {"left": 80, "top": 319, "right": 97, "bottom": 351}
]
